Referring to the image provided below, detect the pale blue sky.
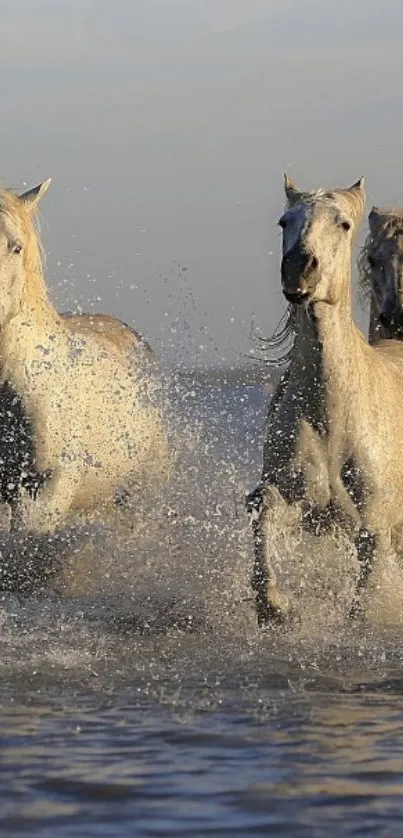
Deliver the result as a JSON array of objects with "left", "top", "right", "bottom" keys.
[{"left": 2, "top": 0, "right": 403, "bottom": 365}]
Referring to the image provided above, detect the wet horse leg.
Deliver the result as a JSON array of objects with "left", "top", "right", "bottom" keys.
[
  {"left": 246, "top": 485, "right": 291, "bottom": 626},
  {"left": 9, "top": 470, "right": 52, "bottom": 533},
  {"left": 11, "top": 465, "right": 80, "bottom": 534},
  {"left": 349, "top": 524, "right": 394, "bottom": 619},
  {"left": 349, "top": 528, "right": 376, "bottom": 618}
]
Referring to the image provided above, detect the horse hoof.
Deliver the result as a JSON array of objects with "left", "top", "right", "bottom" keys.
[
  {"left": 255, "top": 589, "right": 292, "bottom": 628},
  {"left": 257, "top": 602, "right": 286, "bottom": 627}
]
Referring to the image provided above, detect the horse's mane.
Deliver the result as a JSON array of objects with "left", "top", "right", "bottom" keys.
[
  {"left": 357, "top": 232, "right": 375, "bottom": 302},
  {"left": 358, "top": 210, "right": 403, "bottom": 301},
  {"left": 0, "top": 188, "right": 50, "bottom": 321},
  {"left": 251, "top": 305, "right": 296, "bottom": 367}
]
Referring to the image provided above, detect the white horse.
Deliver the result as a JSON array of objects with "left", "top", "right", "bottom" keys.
[
  {"left": 0, "top": 179, "right": 169, "bottom": 534},
  {"left": 61, "top": 311, "right": 154, "bottom": 355},
  {"left": 248, "top": 175, "right": 403, "bottom": 625}
]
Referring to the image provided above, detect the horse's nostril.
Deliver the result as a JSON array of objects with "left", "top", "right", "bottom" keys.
[{"left": 305, "top": 254, "right": 318, "bottom": 273}]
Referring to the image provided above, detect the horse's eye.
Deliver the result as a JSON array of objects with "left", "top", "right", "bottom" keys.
[
  {"left": 11, "top": 242, "right": 22, "bottom": 255},
  {"left": 340, "top": 220, "right": 351, "bottom": 232}
]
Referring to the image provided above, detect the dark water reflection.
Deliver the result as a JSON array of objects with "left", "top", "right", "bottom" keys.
[{"left": 3, "top": 685, "right": 403, "bottom": 836}]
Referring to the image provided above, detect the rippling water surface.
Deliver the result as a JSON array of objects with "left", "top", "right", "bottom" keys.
[{"left": 1, "top": 372, "right": 403, "bottom": 837}]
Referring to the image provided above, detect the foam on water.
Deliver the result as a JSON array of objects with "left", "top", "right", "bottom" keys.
[{"left": 0, "top": 368, "right": 403, "bottom": 704}]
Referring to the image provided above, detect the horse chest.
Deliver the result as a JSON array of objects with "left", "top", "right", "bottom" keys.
[{"left": 293, "top": 419, "right": 330, "bottom": 505}]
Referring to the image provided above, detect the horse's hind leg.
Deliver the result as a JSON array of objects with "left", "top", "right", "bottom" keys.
[{"left": 246, "top": 485, "right": 291, "bottom": 626}]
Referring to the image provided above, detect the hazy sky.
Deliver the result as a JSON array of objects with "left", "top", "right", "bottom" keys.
[{"left": 2, "top": 0, "right": 403, "bottom": 365}]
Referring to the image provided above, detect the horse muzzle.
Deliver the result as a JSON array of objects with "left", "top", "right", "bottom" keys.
[
  {"left": 283, "top": 288, "right": 309, "bottom": 304},
  {"left": 281, "top": 247, "right": 318, "bottom": 304}
]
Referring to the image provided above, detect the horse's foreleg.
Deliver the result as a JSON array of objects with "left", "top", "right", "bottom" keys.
[
  {"left": 328, "top": 471, "right": 362, "bottom": 533},
  {"left": 349, "top": 527, "right": 376, "bottom": 618},
  {"left": 12, "top": 467, "right": 79, "bottom": 534},
  {"left": 246, "top": 485, "right": 291, "bottom": 626},
  {"left": 350, "top": 525, "right": 395, "bottom": 619}
]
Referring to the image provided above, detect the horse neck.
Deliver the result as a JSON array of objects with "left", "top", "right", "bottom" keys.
[
  {"left": 288, "top": 261, "right": 365, "bottom": 426},
  {"left": 0, "top": 266, "right": 60, "bottom": 374},
  {"left": 308, "top": 262, "right": 364, "bottom": 400}
]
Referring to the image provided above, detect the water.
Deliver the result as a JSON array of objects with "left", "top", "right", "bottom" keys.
[
  {"left": 2, "top": 373, "right": 403, "bottom": 836},
  {"left": 4, "top": 692, "right": 403, "bottom": 837}
]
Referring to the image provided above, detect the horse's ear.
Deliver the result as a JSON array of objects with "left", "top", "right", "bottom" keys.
[
  {"left": 342, "top": 176, "right": 365, "bottom": 223},
  {"left": 284, "top": 173, "right": 302, "bottom": 206},
  {"left": 348, "top": 176, "right": 365, "bottom": 193},
  {"left": 19, "top": 178, "right": 52, "bottom": 211},
  {"left": 344, "top": 177, "right": 365, "bottom": 204}
]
